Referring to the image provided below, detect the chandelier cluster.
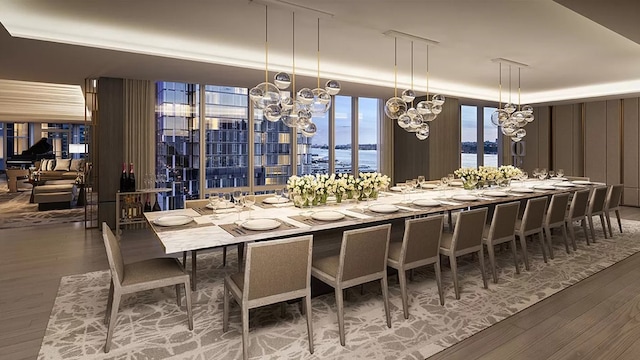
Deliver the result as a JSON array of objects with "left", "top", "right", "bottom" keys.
[
  {"left": 249, "top": 7, "right": 340, "bottom": 138},
  {"left": 490, "top": 61, "right": 534, "bottom": 142},
  {"left": 384, "top": 36, "right": 444, "bottom": 141}
]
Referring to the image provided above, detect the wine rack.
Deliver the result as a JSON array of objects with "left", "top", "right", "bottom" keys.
[{"left": 115, "top": 188, "right": 171, "bottom": 234}]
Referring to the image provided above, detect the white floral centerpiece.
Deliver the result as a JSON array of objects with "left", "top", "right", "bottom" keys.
[
  {"left": 286, "top": 172, "right": 390, "bottom": 206},
  {"left": 497, "top": 165, "right": 523, "bottom": 186},
  {"left": 355, "top": 172, "right": 390, "bottom": 199},
  {"left": 454, "top": 167, "right": 480, "bottom": 190},
  {"left": 286, "top": 175, "right": 317, "bottom": 207},
  {"left": 477, "top": 166, "right": 502, "bottom": 184}
]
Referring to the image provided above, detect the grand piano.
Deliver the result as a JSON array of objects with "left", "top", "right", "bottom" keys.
[{"left": 6, "top": 137, "right": 54, "bottom": 168}]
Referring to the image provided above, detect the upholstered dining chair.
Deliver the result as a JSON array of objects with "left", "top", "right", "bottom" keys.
[
  {"left": 565, "top": 189, "right": 591, "bottom": 249},
  {"left": 439, "top": 207, "right": 489, "bottom": 299},
  {"left": 387, "top": 216, "right": 444, "bottom": 319},
  {"left": 565, "top": 176, "right": 591, "bottom": 182},
  {"left": 223, "top": 235, "right": 314, "bottom": 360},
  {"left": 515, "top": 196, "right": 548, "bottom": 271},
  {"left": 544, "top": 192, "right": 571, "bottom": 259},
  {"left": 483, "top": 201, "right": 520, "bottom": 284},
  {"left": 101, "top": 223, "right": 193, "bottom": 353},
  {"left": 586, "top": 186, "right": 609, "bottom": 242},
  {"left": 604, "top": 184, "right": 623, "bottom": 237},
  {"left": 312, "top": 224, "right": 392, "bottom": 346}
]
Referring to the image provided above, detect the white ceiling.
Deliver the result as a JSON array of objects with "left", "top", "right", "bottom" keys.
[{"left": 0, "top": 0, "right": 639, "bottom": 105}]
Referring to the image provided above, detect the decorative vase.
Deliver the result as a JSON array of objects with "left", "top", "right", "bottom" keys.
[
  {"left": 463, "top": 181, "right": 476, "bottom": 190},
  {"left": 335, "top": 193, "right": 343, "bottom": 203}
]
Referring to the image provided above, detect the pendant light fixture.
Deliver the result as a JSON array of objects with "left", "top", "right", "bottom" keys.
[
  {"left": 490, "top": 59, "right": 534, "bottom": 142},
  {"left": 384, "top": 37, "right": 408, "bottom": 120}
]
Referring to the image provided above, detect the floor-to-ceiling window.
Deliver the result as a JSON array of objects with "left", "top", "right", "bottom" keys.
[
  {"left": 461, "top": 105, "right": 478, "bottom": 168},
  {"left": 483, "top": 107, "right": 498, "bottom": 167},
  {"left": 300, "top": 111, "right": 329, "bottom": 175},
  {"left": 253, "top": 106, "right": 292, "bottom": 186},
  {"left": 461, "top": 104, "right": 500, "bottom": 168},
  {"left": 358, "top": 97, "right": 380, "bottom": 173},
  {"left": 335, "top": 95, "right": 353, "bottom": 174}
]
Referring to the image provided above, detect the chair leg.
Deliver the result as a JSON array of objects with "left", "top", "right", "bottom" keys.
[
  {"left": 184, "top": 282, "right": 193, "bottom": 330},
  {"left": 539, "top": 231, "right": 548, "bottom": 263},
  {"left": 191, "top": 250, "right": 197, "bottom": 291},
  {"left": 182, "top": 251, "right": 187, "bottom": 267},
  {"left": 605, "top": 210, "right": 613, "bottom": 238},
  {"left": 104, "top": 279, "right": 114, "bottom": 325},
  {"left": 567, "top": 221, "right": 577, "bottom": 251},
  {"left": 241, "top": 305, "right": 249, "bottom": 360},
  {"left": 582, "top": 218, "right": 591, "bottom": 245},
  {"left": 237, "top": 243, "right": 245, "bottom": 272},
  {"left": 335, "top": 287, "right": 346, "bottom": 346},
  {"left": 104, "top": 290, "right": 121, "bottom": 353},
  {"left": 518, "top": 234, "right": 530, "bottom": 271},
  {"left": 510, "top": 238, "right": 520, "bottom": 275},
  {"left": 434, "top": 262, "right": 445, "bottom": 306},
  {"left": 448, "top": 211, "right": 453, "bottom": 233},
  {"left": 175, "top": 284, "right": 182, "bottom": 307},
  {"left": 450, "top": 255, "right": 460, "bottom": 300},
  {"left": 223, "top": 280, "right": 230, "bottom": 332},
  {"left": 381, "top": 275, "right": 391, "bottom": 328},
  {"left": 561, "top": 224, "right": 570, "bottom": 254},
  {"left": 478, "top": 248, "right": 488, "bottom": 289},
  {"left": 398, "top": 267, "right": 409, "bottom": 319},
  {"left": 486, "top": 243, "right": 498, "bottom": 284},
  {"left": 222, "top": 246, "right": 228, "bottom": 267},
  {"left": 616, "top": 210, "right": 623, "bottom": 233},
  {"left": 544, "top": 227, "right": 555, "bottom": 260},
  {"left": 599, "top": 214, "right": 608, "bottom": 239},
  {"left": 588, "top": 216, "right": 596, "bottom": 243},
  {"left": 304, "top": 293, "right": 314, "bottom": 354}
]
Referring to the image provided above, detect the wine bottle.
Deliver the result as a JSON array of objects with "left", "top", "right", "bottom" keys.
[
  {"left": 152, "top": 193, "right": 162, "bottom": 211},
  {"left": 120, "top": 163, "right": 127, "bottom": 192},
  {"left": 128, "top": 163, "right": 136, "bottom": 192},
  {"left": 144, "top": 194, "right": 152, "bottom": 212}
]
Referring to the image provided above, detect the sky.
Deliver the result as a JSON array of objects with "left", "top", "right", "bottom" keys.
[
  {"left": 461, "top": 105, "right": 498, "bottom": 143},
  {"left": 311, "top": 96, "right": 379, "bottom": 146}
]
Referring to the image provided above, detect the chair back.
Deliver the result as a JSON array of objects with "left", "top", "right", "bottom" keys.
[
  {"left": 566, "top": 176, "right": 590, "bottom": 182},
  {"left": 546, "top": 193, "right": 570, "bottom": 225},
  {"left": 520, "top": 197, "right": 548, "bottom": 233},
  {"left": 588, "top": 186, "right": 608, "bottom": 214},
  {"left": 101, "top": 222, "right": 125, "bottom": 287},
  {"left": 568, "top": 189, "right": 590, "bottom": 219},
  {"left": 488, "top": 201, "right": 520, "bottom": 240},
  {"left": 402, "top": 216, "right": 444, "bottom": 264},
  {"left": 452, "top": 207, "right": 488, "bottom": 251},
  {"left": 244, "top": 235, "right": 313, "bottom": 301},
  {"left": 185, "top": 199, "right": 209, "bottom": 209},
  {"left": 605, "top": 184, "right": 623, "bottom": 210},
  {"left": 340, "top": 224, "right": 391, "bottom": 282}
]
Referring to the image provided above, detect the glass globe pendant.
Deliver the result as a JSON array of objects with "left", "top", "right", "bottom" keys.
[
  {"left": 273, "top": 72, "right": 291, "bottom": 90},
  {"left": 385, "top": 97, "right": 408, "bottom": 119},
  {"left": 325, "top": 80, "right": 341, "bottom": 95}
]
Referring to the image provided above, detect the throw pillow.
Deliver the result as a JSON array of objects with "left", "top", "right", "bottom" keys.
[
  {"left": 70, "top": 159, "right": 84, "bottom": 172},
  {"left": 40, "top": 159, "right": 49, "bottom": 171},
  {"left": 47, "top": 159, "right": 55, "bottom": 171},
  {"left": 54, "top": 158, "right": 71, "bottom": 171}
]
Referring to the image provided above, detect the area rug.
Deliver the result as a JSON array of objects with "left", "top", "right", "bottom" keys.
[{"left": 38, "top": 220, "right": 640, "bottom": 359}]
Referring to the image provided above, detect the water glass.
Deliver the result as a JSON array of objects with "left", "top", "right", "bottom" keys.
[
  {"left": 244, "top": 194, "right": 255, "bottom": 219},
  {"left": 548, "top": 170, "right": 555, "bottom": 178},
  {"left": 557, "top": 169, "right": 565, "bottom": 177}
]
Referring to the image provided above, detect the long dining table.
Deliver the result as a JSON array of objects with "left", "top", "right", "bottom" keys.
[{"left": 143, "top": 178, "right": 604, "bottom": 290}]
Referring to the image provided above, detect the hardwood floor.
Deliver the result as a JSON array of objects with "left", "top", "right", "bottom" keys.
[{"left": 0, "top": 208, "right": 639, "bottom": 360}]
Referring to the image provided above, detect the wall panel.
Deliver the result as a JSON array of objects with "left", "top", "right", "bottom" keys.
[
  {"left": 553, "top": 105, "right": 574, "bottom": 174},
  {"left": 605, "top": 100, "right": 621, "bottom": 185},
  {"left": 623, "top": 98, "right": 639, "bottom": 205},
  {"left": 584, "top": 101, "right": 607, "bottom": 183}
]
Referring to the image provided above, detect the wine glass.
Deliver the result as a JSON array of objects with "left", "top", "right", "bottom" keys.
[
  {"left": 557, "top": 168, "right": 565, "bottom": 178},
  {"left": 441, "top": 176, "right": 450, "bottom": 197},
  {"left": 209, "top": 195, "right": 220, "bottom": 219},
  {"left": 305, "top": 189, "right": 315, "bottom": 208},
  {"left": 363, "top": 186, "right": 373, "bottom": 210},
  {"left": 352, "top": 187, "right": 361, "bottom": 211},
  {"left": 233, "top": 190, "right": 243, "bottom": 224},
  {"left": 539, "top": 168, "right": 548, "bottom": 181},
  {"left": 417, "top": 175, "right": 425, "bottom": 188},
  {"left": 293, "top": 193, "right": 304, "bottom": 208},
  {"left": 282, "top": 186, "right": 290, "bottom": 200},
  {"left": 548, "top": 170, "right": 555, "bottom": 179},
  {"left": 244, "top": 194, "right": 255, "bottom": 219},
  {"left": 532, "top": 168, "right": 540, "bottom": 179}
]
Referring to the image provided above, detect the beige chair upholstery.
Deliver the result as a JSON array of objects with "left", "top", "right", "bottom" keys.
[
  {"left": 312, "top": 224, "right": 392, "bottom": 346},
  {"left": 388, "top": 216, "right": 444, "bottom": 319},
  {"left": 483, "top": 201, "right": 520, "bottom": 283},
  {"left": 101, "top": 223, "right": 192, "bottom": 353},
  {"left": 223, "top": 235, "right": 314, "bottom": 360},
  {"left": 439, "top": 207, "right": 489, "bottom": 299},
  {"left": 587, "top": 186, "right": 609, "bottom": 241},
  {"left": 566, "top": 176, "right": 590, "bottom": 182},
  {"left": 184, "top": 199, "right": 244, "bottom": 290},
  {"left": 515, "top": 196, "right": 548, "bottom": 271},
  {"left": 604, "top": 184, "right": 623, "bottom": 237},
  {"left": 544, "top": 193, "right": 571, "bottom": 259},
  {"left": 565, "top": 189, "right": 591, "bottom": 249}
]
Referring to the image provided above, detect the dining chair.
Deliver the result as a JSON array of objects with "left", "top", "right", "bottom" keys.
[
  {"left": 565, "top": 176, "right": 591, "bottom": 182},
  {"left": 387, "top": 216, "right": 444, "bottom": 319},
  {"left": 223, "top": 235, "right": 314, "bottom": 360},
  {"left": 565, "top": 189, "right": 591, "bottom": 249},
  {"left": 483, "top": 201, "right": 520, "bottom": 283},
  {"left": 101, "top": 223, "right": 193, "bottom": 353},
  {"left": 184, "top": 199, "right": 244, "bottom": 290},
  {"left": 586, "top": 186, "right": 609, "bottom": 242},
  {"left": 439, "top": 207, "right": 489, "bottom": 299},
  {"left": 604, "top": 184, "right": 623, "bottom": 237},
  {"left": 311, "top": 224, "right": 391, "bottom": 346},
  {"left": 515, "top": 196, "right": 548, "bottom": 271},
  {"left": 544, "top": 193, "right": 571, "bottom": 259}
]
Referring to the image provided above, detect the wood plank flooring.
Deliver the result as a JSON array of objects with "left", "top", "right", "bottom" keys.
[{"left": 1, "top": 208, "right": 639, "bottom": 360}]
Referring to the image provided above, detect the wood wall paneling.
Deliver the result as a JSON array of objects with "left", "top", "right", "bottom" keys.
[
  {"left": 428, "top": 98, "right": 460, "bottom": 180},
  {"left": 538, "top": 106, "right": 551, "bottom": 171},
  {"left": 584, "top": 101, "right": 608, "bottom": 183},
  {"left": 605, "top": 99, "right": 621, "bottom": 185},
  {"left": 571, "top": 104, "right": 583, "bottom": 176},
  {"left": 623, "top": 98, "right": 639, "bottom": 205},
  {"left": 521, "top": 106, "right": 550, "bottom": 172},
  {"left": 553, "top": 105, "right": 574, "bottom": 174}
]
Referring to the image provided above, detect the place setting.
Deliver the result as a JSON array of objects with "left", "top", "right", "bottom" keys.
[
  {"left": 219, "top": 217, "right": 299, "bottom": 237},
  {"left": 150, "top": 214, "right": 216, "bottom": 233},
  {"left": 289, "top": 209, "right": 355, "bottom": 226}
]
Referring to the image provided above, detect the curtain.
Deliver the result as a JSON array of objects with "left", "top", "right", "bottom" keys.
[
  {"left": 379, "top": 100, "right": 394, "bottom": 183},
  {"left": 123, "top": 79, "right": 155, "bottom": 190}
]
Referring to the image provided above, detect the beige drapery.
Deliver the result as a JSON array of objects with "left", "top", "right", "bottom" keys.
[
  {"left": 123, "top": 79, "right": 155, "bottom": 189},
  {"left": 379, "top": 101, "right": 394, "bottom": 184}
]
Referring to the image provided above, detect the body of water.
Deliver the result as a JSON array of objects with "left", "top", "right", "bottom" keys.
[
  {"left": 461, "top": 153, "right": 498, "bottom": 168},
  {"left": 310, "top": 148, "right": 378, "bottom": 172}
]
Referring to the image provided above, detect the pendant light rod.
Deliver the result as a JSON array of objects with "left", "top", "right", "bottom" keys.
[
  {"left": 498, "top": 62, "right": 502, "bottom": 108},
  {"left": 394, "top": 37, "right": 398, "bottom": 98},
  {"left": 410, "top": 41, "right": 414, "bottom": 91},
  {"left": 518, "top": 67, "right": 521, "bottom": 110},
  {"left": 292, "top": 12, "right": 295, "bottom": 94},
  {"left": 317, "top": 18, "right": 320, "bottom": 89},
  {"left": 264, "top": 5, "right": 269, "bottom": 83},
  {"left": 508, "top": 65, "right": 512, "bottom": 104},
  {"left": 426, "top": 44, "right": 430, "bottom": 98}
]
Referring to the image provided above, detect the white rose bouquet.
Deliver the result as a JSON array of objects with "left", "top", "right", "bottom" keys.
[{"left": 498, "top": 165, "right": 523, "bottom": 179}]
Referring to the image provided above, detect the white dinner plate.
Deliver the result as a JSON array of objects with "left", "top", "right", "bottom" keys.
[
  {"left": 311, "top": 210, "right": 345, "bottom": 221},
  {"left": 449, "top": 181, "right": 464, "bottom": 187},
  {"left": 550, "top": 177, "right": 568, "bottom": 181},
  {"left": 572, "top": 180, "right": 592, "bottom": 185},
  {"left": 207, "top": 201, "right": 235, "bottom": 209},
  {"left": 263, "top": 196, "right": 290, "bottom": 204},
  {"left": 241, "top": 218, "right": 281, "bottom": 231},
  {"left": 368, "top": 204, "right": 400, "bottom": 213},
  {"left": 534, "top": 185, "right": 556, "bottom": 190},
  {"left": 413, "top": 199, "right": 441, "bottom": 207},
  {"left": 390, "top": 186, "right": 404, "bottom": 192},
  {"left": 554, "top": 182, "right": 575, "bottom": 187},
  {"left": 484, "top": 191, "right": 509, "bottom": 197},
  {"left": 420, "top": 183, "right": 438, "bottom": 189},
  {"left": 153, "top": 215, "right": 193, "bottom": 227},
  {"left": 452, "top": 194, "right": 478, "bottom": 201},
  {"left": 510, "top": 187, "right": 535, "bottom": 193}
]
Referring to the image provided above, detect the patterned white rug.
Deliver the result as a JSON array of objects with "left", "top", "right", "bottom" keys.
[{"left": 38, "top": 219, "right": 640, "bottom": 359}]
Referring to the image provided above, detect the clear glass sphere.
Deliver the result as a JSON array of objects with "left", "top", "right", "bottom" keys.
[
  {"left": 296, "top": 106, "right": 313, "bottom": 128},
  {"left": 416, "top": 100, "right": 433, "bottom": 116},
  {"left": 301, "top": 122, "right": 317, "bottom": 137},
  {"left": 504, "top": 103, "right": 517, "bottom": 114},
  {"left": 515, "top": 128, "right": 526, "bottom": 138},
  {"left": 280, "top": 96, "right": 294, "bottom": 110},
  {"left": 431, "top": 104, "right": 442, "bottom": 115},
  {"left": 297, "top": 88, "right": 314, "bottom": 105},
  {"left": 384, "top": 97, "right": 408, "bottom": 119},
  {"left": 511, "top": 135, "right": 523, "bottom": 142},
  {"left": 416, "top": 124, "right": 430, "bottom": 140},
  {"left": 431, "top": 94, "right": 445, "bottom": 106},
  {"left": 521, "top": 104, "right": 534, "bottom": 115},
  {"left": 274, "top": 72, "right": 291, "bottom": 90},
  {"left": 280, "top": 107, "right": 297, "bottom": 128},
  {"left": 401, "top": 89, "right": 416, "bottom": 103},
  {"left": 264, "top": 104, "right": 282, "bottom": 122},
  {"left": 423, "top": 113, "right": 437, "bottom": 122},
  {"left": 525, "top": 113, "right": 535, "bottom": 123},
  {"left": 501, "top": 121, "right": 518, "bottom": 136},
  {"left": 407, "top": 108, "right": 423, "bottom": 128},
  {"left": 491, "top": 109, "right": 510, "bottom": 126},
  {"left": 512, "top": 111, "right": 527, "bottom": 127},
  {"left": 310, "top": 88, "right": 331, "bottom": 114},
  {"left": 397, "top": 113, "right": 412, "bottom": 129},
  {"left": 325, "top": 80, "right": 341, "bottom": 95},
  {"left": 250, "top": 82, "right": 281, "bottom": 110}
]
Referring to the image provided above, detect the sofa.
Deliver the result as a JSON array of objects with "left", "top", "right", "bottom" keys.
[{"left": 34, "top": 158, "right": 85, "bottom": 181}]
